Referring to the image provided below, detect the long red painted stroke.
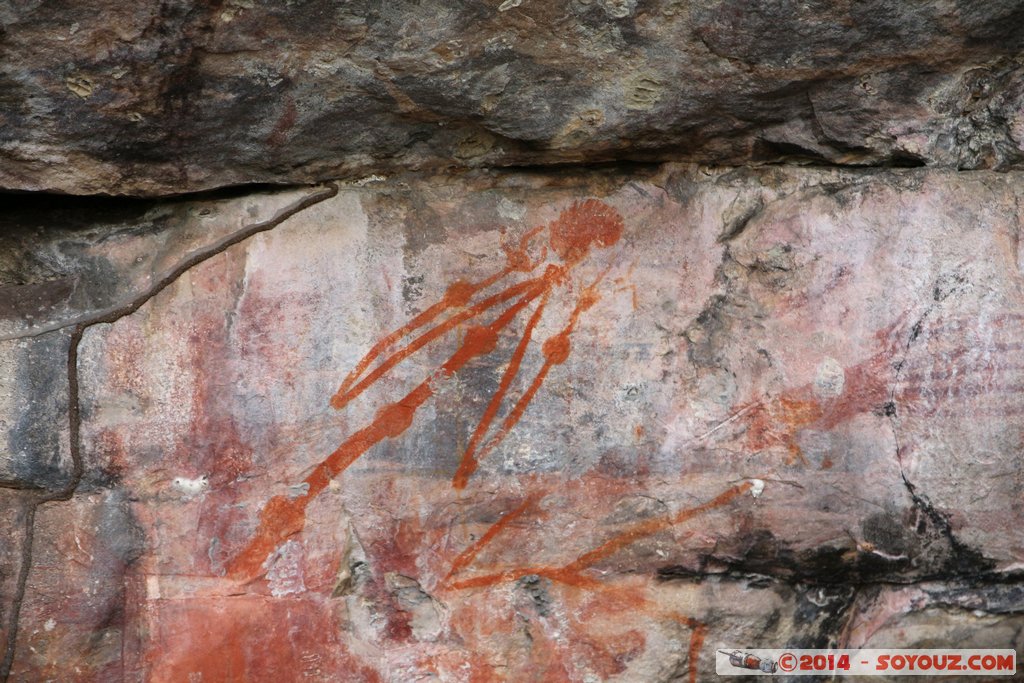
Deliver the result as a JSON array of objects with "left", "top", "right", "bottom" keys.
[
  {"left": 452, "top": 267, "right": 611, "bottom": 489},
  {"left": 670, "top": 615, "right": 707, "bottom": 683},
  {"left": 443, "top": 494, "right": 542, "bottom": 583},
  {"left": 330, "top": 225, "right": 545, "bottom": 410},
  {"left": 227, "top": 287, "right": 546, "bottom": 579},
  {"left": 330, "top": 268, "right": 511, "bottom": 406},
  {"left": 449, "top": 292, "right": 550, "bottom": 489},
  {"left": 444, "top": 481, "right": 752, "bottom": 590},
  {"left": 330, "top": 274, "right": 548, "bottom": 410},
  {"left": 452, "top": 264, "right": 610, "bottom": 489},
  {"left": 228, "top": 200, "right": 626, "bottom": 579},
  {"left": 439, "top": 480, "right": 748, "bottom": 683}
]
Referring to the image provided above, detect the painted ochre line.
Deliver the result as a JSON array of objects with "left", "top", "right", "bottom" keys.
[
  {"left": 232, "top": 200, "right": 629, "bottom": 577},
  {"left": 331, "top": 225, "right": 548, "bottom": 410},
  {"left": 443, "top": 494, "right": 542, "bottom": 583},
  {"left": 440, "top": 482, "right": 749, "bottom": 683},
  {"left": 454, "top": 266, "right": 612, "bottom": 488},
  {"left": 330, "top": 275, "right": 546, "bottom": 410},
  {"left": 226, "top": 286, "right": 547, "bottom": 579},
  {"left": 444, "top": 481, "right": 753, "bottom": 590},
  {"left": 451, "top": 292, "right": 551, "bottom": 489}
]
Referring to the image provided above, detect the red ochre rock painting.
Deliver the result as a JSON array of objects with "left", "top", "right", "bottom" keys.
[
  {"left": 227, "top": 199, "right": 627, "bottom": 580},
  {"left": 12, "top": 168, "right": 1024, "bottom": 682},
  {"left": 213, "top": 198, "right": 735, "bottom": 683},
  {"left": 65, "top": 190, "right": 757, "bottom": 683}
]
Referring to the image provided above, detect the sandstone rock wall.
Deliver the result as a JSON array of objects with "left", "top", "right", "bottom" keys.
[
  {"left": 2, "top": 165, "right": 1024, "bottom": 681},
  {"left": 4, "top": 1, "right": 1024, "bottom": 680},
  {"left": 2, "top": 1, "right": 1024, "bottom": 194}
]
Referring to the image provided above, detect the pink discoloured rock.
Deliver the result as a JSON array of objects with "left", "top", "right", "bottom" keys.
[{"left": 5, "top": 166, "right": 1024, "bottom": 680}]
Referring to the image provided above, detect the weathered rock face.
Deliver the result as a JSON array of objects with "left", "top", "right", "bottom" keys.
[
  {"left": 2, "top": 165, "right": 1023, "bottom": 681},
  {"left": 2, "top": 1, "right": 1024, "bottom": 195}
]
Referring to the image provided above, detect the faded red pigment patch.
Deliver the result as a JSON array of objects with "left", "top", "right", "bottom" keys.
[
  {"left": 741, "top": 356, "right": 892, "bottom": 463},
  {"left": 497, "top": 596, "right": 652, "bottom": 682},
  {"left": 446, "top": 594, "right": 521, "bottom": 646},
  {"left": 554, "top": 612, "right": 646, "bottom": 678},
  {"left": 731, "top": 309, "right": 1003, "bottom": 465},
  {"left": 87, "top": 320, "right": 149, "bottom": 479},
  {"left": 357, "top": 516, "right": 428, "bottom": 642},
  {"left": 574, "top": 579, "right": 706, "bottom": 683},
  {"left": 366, "top": 490, "right": 441, "bottom": 578},
  {"left": 91, "top": 427, "right": 130, "bottom": 480},
  {"left": 140, "top": 596, "right": 381, "bottom": 683},
  {"left": 177, "top": 308, "right": 255, "bottom": 574},
  {"left": 181, "top": 310, "right": 253, "bottom": 484},
  {"left": 235, "top": 282, "right": 323, "bottom": 391},
  {"left": 736, "top": 321, "right": 909, "bottom": 464},
  {"left": 101, "top": 318, "right": 148, "bottom": 398},
  {"left": 267, "top": 98, "right": 298, "bottom": 147},
  {"left": 522, "top": 628, "right": 575, "bottom": 683},
  {"left": 432, "top": 581, "right": 671, "bottom": 683},
  {"left": 428, "top": 651, "right": 506, "bottom": 683},
  {"left": 895, "top": 310, "right": 1024, "bottom": 418},
  {"left": 358, "top": 571, "right": 416, "bottom": 642}
]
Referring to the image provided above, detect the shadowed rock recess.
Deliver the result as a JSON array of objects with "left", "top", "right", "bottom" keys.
[
  {"left": 2, "top": 0, "right": 1024, "bottom": 195},
  {"left": 2, "top": 3, "right": 1024, "bottom": 683}
]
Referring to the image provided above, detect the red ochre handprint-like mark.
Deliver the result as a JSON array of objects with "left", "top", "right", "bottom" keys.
[{"left": 226, "top": 199, "right": 625, "bottom": 580}]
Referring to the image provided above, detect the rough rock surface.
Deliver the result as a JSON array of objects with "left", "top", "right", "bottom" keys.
[
  {"left": 3, "top": 1, "right": 1024, "bottom": 195},
  {"left": 2, "top": 165, "right": 1023, "bottom": 681}
]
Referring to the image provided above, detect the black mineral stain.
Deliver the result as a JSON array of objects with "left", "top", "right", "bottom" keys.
[
  {"left": 515, "top": 574, "right": 552, "bottom": 617},
  {"left": 861, "top": 511, "right": 909, "bottom": 556},
  {"left": 7, "top": 331, "right": 73, "bottom": 490},
  {"left": 657, "top": 519, "right": 993, "bottom": 587}
]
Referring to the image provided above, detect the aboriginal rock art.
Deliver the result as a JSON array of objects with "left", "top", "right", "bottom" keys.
[
  {"left": 227, "top": 199, "right": 627, "bottom": 578},
  {"left": 438, "top": 482, "right": 753, "bottom": 683},
  {"left": 723, "top": 305, "right": 1023, "bottom": 467},
  {"left": 215, "top": 198, "right": 760, "bottom": 682},
  {"left": 735, "top": 323, "right": 902, "bottom": 464}
]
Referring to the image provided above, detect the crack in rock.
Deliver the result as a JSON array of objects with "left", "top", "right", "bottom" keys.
[{"left": 0, "top": 183, "right": 339, "bottom": 681}]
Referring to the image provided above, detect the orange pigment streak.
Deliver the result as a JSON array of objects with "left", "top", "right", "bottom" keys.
[
  {"left": 443, "top": 494, "right": 542, "bottom": 582},
  {"left": 453, "top": 269, "right": 611, "bottom": 487},
  {"left": 230, "top": 200, "right": 626, "bottom": 580},
  {"left": 331, "top": 269, "right": 511, "bottom": 403},
  {"left": 451, "top": 293, "right": 551, "bottom": 489},
  {"left": 689, "top": 623, "right": 707, "bottom": 683},
  {"left": 667, "top": 615, "right": 707, "bottom": 683},
  {"left": 330, "top": 226, "right": 546, "bottom": 409},
  {"left": 227, "top": 290, "right": 546, "bottom": 580},
  {"left": 330, "top": 275, "right": 548, "bottom": 409},
  {"left": 563, "top": 481, "right": 751, "bottom": 572},
  {"left": 445, "top": 482, "right": 752, "bottom": 590}
]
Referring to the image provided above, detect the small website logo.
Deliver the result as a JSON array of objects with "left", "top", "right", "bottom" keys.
[{"left": 719, "top": 650, "right": 778, "bottom": 674}]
